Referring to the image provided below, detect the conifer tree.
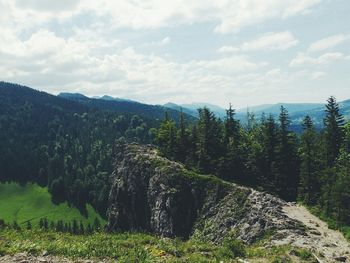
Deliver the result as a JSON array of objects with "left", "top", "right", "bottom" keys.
[
  {"left": 260, "top": 114, "right": 278, "bottom": 189},
  {"left": 323, "top": 96, "right": 345, "bottom": 167},
  {"left": 175, "top": 109, "right": 188, "bottom": 163},
  {"left": 298, "top": 116, "right": 321, "bottom": 205},
  {"left": 196, "top": 107, "right": 222, "bottom": 174},
  {"left": 274, "top": 106, "right": 299, "bottom": 201},
  {"left": 156, "top": 114, "right": 177, "bottom": 160}
]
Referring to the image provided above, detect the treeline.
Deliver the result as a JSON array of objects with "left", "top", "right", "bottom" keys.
[
  {"left": 156, "top": 97, "right": 350, "bottom": 225},
  {"left": 0, "top": 82, "right": 159, "bottom": 216},
  {"left": 0, "top": 217, "right": 103, "bottom": 235}
]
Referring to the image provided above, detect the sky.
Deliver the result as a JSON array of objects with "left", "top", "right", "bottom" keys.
[{"left": 0, "top": 0, "right": 349, "bottom": 108}]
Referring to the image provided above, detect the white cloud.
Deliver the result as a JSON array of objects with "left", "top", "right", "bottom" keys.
[
  {"left": 290, "top": 52, "right": 347, "bottom": 67},
  {"left": 310, "top": 71, "right": 326, "bottom": 80},
  {"left": 15, "top": 0, "right": 80, "bottom": 12},
  {"left": 144, "top": 37, "right": 171, "bottom": 47},
  {"left": 308, "top": 34, "right": 350, "bottom": 53},
  {"left": 218, "top": 31, "right": 299, "bottom": 53},
  {"left": 195, "top": 56, "right": 266, "bottom": 73},
  {"left": 2, "top": 0, "right": 349, "bottom": 107},
  {"left": 217, "top": 46, "right": 240, "bottom": 53},
  {"left": 212, "top": 0, "right": 321, "bottom": 34},
  {"left": 3, "top": 0, "right": 321, "bottom": 34}
]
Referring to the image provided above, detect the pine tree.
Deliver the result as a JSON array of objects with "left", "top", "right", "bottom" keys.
[
  {"left": 219, "top": 104, "right": 244, "bottom": 182},
  {"left": 323, "top": 96, "right": 345, "bottom": 167},
  {"left": 175, "top": 109, "right": 188, "bottom": 163},
  {"left": 196, "top": 107, "right": 222, "bottom": 174},
  {"left": 26, "top": 221, "right": 32, "bottom": 230},
  {"left": 298, "top": 116, "right": 321, "bottom": 205},
  {"left": 156, "top": 117, "right": 177, "bottom": 159},
  {"left": 274, "top": 106, "right": 299, "bottom": 201},
  {"left": 260, "top": 114, "right": 278, "bottom": 189}
]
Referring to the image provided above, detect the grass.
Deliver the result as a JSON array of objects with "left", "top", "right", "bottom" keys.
[
  {"left": 0, "top": 228, "right": 317, "bottom": 262},
  {"left": 0, "top": 182, "right": 105, "bottom": 227}
]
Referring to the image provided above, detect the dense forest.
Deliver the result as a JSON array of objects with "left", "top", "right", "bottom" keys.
[
  {"left": 156, "top": 97, "right": 350, "bottom": 225},
  {"left": 0, "top": 82, "right": 181, "bottom": 216},
  {"left": 1, "top": 81, "right": 350, "bottom": 228}
]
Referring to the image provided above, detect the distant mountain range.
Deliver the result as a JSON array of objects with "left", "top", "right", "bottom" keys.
[
  {"left": 25, "top": 90, "right": 350, "bottom": 128},
  {"left": 164, "top": 100, "right": 350, "bottom": 129},
  {"left": 57, "top": 92, "right": 195, "bottom": 123}
]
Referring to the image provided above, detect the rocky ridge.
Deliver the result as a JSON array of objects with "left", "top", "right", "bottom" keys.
[
  {"left": 106, "top": 143, "right": 350, "bottom": 262},
  {"left": 107, "top": 143, "right": 304, "bottom": 244}
]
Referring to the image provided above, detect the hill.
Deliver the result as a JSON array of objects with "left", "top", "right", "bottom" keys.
[
  {"left": 236, "top": 103, "right": 324, "bottom": 116},
  {"left": 236, "top": 100, "right": 350, "bottom": 127},
  {"left": 106, "top": 143, "right": 350, "bottom": 262},
  {"left": 58, "top": 92, "right": 195, "bottom": 123},
  {"left": 0, "top": 81, "right": 166, "bottom": 217},
  {"left": 163, "top": 102, "right": 198, "bottom": 117}
]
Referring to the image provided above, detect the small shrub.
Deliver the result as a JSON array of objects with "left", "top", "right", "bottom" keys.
[
  {"left": 216, "top": 237, "right": 246, "bottom": 259},
  {"left": 294, "top": 248, "right": 313, "bottom": 260},
  {"left": 0, "top": 219, "right": 5, "bottom": 229}
]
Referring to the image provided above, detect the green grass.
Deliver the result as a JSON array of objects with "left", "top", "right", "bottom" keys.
[
  {"left": 0, "top": 182, "right": 105, "bottom": 227},
  {"left": 0, "top": 228, "right": 316, "bottom": 262}
]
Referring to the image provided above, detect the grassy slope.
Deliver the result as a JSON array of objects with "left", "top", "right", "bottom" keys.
[
  {"left": 0, "top": 229, "right": 315, "bottom": 263},
  {"left": 0, "top": 182, "right": 105, "bottom": 227}
]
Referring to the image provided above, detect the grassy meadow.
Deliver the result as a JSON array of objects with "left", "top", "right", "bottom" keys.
[{"left": 0, "top": 182, "right": 105, "bottom": 228}]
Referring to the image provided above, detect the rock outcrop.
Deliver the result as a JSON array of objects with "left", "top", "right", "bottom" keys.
[{"left": 106, "top": 143, "right": 306, "bottom": 244}]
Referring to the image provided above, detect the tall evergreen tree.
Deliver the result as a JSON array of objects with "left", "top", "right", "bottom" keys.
[
  {"left": 298, "top": 116, "right": 321, "bottom": 205},
  {"left": 260, "top": 115, "right": 278, "bottom": 189},
  {"left": 156, "top": 116, "right": 177, "bottom": 160},
  {"left": 323, "top": 96, "right": 345, "bottom": 167},
  {"left": 274, "top": 106, "right": 299, "bottom": 201},
  {"left": 219, "top": 104, "right": 244, "bottom": 182},
  {"left": 196, "top": 107, "right": 222, "bottom": 174},
  {"left": 175, "top": 109, "right": 189, "bottom": 163}
]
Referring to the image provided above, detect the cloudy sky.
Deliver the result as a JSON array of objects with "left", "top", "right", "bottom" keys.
[{"left": 0, "top": 0, "right": 349, "bottom": 108}]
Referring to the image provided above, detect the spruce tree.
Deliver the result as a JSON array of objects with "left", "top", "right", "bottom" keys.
[
  {"left": 260, "top": 114, "right": 278, "bottom": 190},
  {"left": 219, "top": 104, "right": 244, "bottom": 182},
  {"left": 274, "top": 106, "right": 299, "bottom": 201},
  {"left": 175, "top": 109, "right": 188, "bottom": 163},
  {"left": 298, "top": 116, "right": 321, "bottom": 205},
  {"left": 323, "top": 96, "right": 345, "bottom": 167},
  {"left": 196, "top": 107, "right": 222, "bottom": 174},
  {"left": 156, "top": 117, "right": 177, "bottom": 160}
]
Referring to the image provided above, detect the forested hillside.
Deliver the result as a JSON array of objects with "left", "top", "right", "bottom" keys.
[
  {"left": 0, "top": 82, "right": 176, "bottom": 216},
  {"left": 58, "top": 92, "right": 193, "bottom": 123},
  {"left": 156, "top": 98, "right": 350, "bottom": 228},
  {"left": 1, "top": 81, "right": 350, "bottom": 232}
]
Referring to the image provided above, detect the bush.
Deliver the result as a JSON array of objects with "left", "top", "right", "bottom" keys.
[
  {"left": 216, "top": 237, "right": 246, "bottom": 259},
  {"left": 0, "top": 219, "right": 5, "bottom": 229},
  {"left": 294, "top": 248, "right": 313, "bottom": 260}
]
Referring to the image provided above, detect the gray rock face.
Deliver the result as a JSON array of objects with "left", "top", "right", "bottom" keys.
[{"left": 107, "top": 143, "right": 305, "bottom": 244}]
